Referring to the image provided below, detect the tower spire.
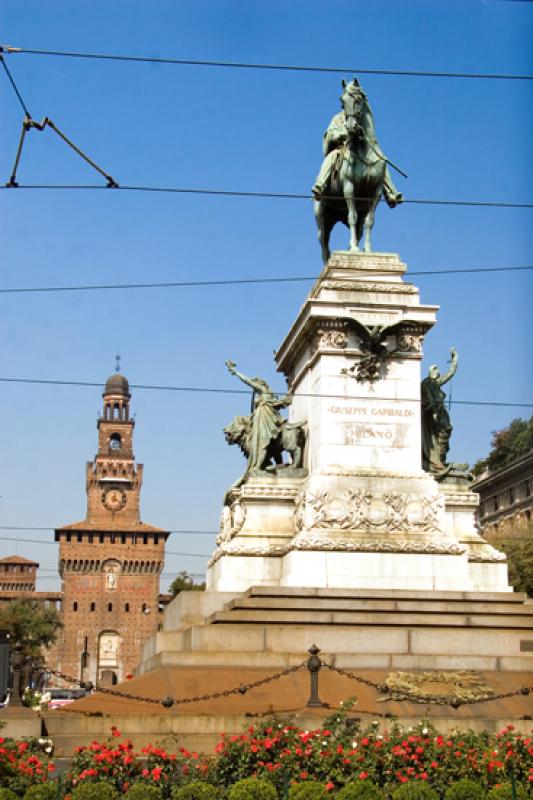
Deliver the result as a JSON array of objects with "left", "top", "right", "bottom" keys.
[{"left": 115, "top": 353, "right": 121, "bottom": 373}]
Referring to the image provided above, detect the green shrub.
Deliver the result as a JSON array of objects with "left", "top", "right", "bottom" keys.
[
  {"left": 487, "top": 784, "right": 528, "bottom": 800},
  {"left": 0, "top": 789, "right": 20, "bottom": 800},
  {"left": 23, "top": 786, "right": 57, "bottom": 800},
  {"left": 288, "top": 783, "right": 328, "bottom": 800},
  {"left": 124, "top": 784, "right": 164, "bottom": 800},
  {"left": 336, "top": 782, "right": 383, "bottom": 800},
  {"left": 172, "top": 782, "right": 221, "bottom": 800},
  {"left": 391, "top": 785, "right": 439, "bottom": 800},
  {"left": 71, "top": 784, "right": 120, "bottom": 800},
  {"left": 228, "top": 778, "right": 278, "bottom": 800},
  {"left": 444, "top": 779, "right": 486, "bottom": 800}
]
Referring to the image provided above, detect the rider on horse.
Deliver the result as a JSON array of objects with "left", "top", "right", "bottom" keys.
[{"left": 312, "top": 81, "right": 403, "bottom": 208}]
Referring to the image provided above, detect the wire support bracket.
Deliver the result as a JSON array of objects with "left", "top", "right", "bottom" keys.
[{"left": 5, "top": 114, "right": 119, "bottom": 188}]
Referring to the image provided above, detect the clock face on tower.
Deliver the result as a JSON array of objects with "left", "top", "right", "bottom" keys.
[{"left": 102, "top": 487, "right": 127, "bottom": 512}]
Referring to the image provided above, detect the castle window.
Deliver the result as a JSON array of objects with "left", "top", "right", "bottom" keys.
[
  {"left": 73, "top": 602, "right": 78, "bottom": 611},
  {"left": 90, "top": 602, "right": 96, "bottom": 612},
  {"left": 124, "top": 602, "right": 130, "bottom": 612},
  {"left": 109, "top": 433, "right": 122, "bottom": 452},
  {"left": 107, "top": 602, "right": 113, "bottom": 612}
]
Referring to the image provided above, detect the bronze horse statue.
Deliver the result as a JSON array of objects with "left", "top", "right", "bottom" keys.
[{"left": 313, "top": 79, "right": 402, "bottom": 263}]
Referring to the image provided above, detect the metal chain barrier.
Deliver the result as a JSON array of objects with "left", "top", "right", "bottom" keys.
[{"left": 47, "top": 661, "right": 308, "bottom": 709}]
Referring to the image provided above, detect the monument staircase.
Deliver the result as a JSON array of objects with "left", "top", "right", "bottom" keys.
[{"left": 140, "top": 585, "right": 533, "bottom": 674}]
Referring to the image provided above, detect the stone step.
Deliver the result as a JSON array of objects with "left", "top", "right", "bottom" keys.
[
  {"left": 227, "top": 596, "right": 533, "bottom": 615},
  {"left": 138, "top": 647, "right": 533, "bottom": 674},
  {"left": 181, "top": 620, "right": 531, "bottom": 662},
  {"left": 245, "top": 586, "right": 529, "bottom": 603},
  {"left": 209, "top": 608, "right": 533, "bottom": 628}
]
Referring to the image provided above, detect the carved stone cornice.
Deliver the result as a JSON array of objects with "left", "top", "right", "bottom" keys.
[
  {"left": 316, "top": 281, "right": 418, "bottom": 296},
  {"left": 467, "top": 551, "right": 507, "bottom": 563},
  {"left": 442, "top": 492, "right": 480, "bottom": 506},
  {"left": 208, "top": 542, "right": 290, "bottom": 567},
  {"left": 292, "top": 536, "right": 465, "bottom": 556}
]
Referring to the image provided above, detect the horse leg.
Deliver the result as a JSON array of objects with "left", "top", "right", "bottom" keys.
[
  {"left": 314, "top": 199, "right": 331, "bottom": 264},
  {"left": 345, "top": 189, "right": 359, "bottom": 252},
  {"left": 362, "top": 198, "right": 380, "bottom": 253}
]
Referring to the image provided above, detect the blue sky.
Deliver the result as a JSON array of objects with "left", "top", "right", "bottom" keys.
[{"left": 1, "top": 0, "right": 532, "bottom": 591}]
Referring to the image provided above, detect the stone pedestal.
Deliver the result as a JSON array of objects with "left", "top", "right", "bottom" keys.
[
  {"left": 207, "top": 476, "right": 302, "bottom": 591},
  {"left": 207, "top": 251, "right": 509, "bottom": 594},
  {"left": 0, "top": 705, "right": 42, "bottom": 739}
]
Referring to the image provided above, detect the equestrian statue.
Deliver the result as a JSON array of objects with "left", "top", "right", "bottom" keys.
[{"left": 312, "top": 78, "right": 405, "bottom": 263}]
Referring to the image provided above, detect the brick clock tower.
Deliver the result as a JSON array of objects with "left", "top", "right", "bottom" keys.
[{"left": 55, "top": 370, "right": 169, "bottom": 686}]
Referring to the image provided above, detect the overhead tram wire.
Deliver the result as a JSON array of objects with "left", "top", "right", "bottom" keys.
[
  {"left": 0, "top": 265, "right": 531, "bottom": 296},
  {"left": 0, "top": 526, "right": 217, "bottom": 535},
  {"left": 0, "top": 60, "right": 530, "bottom": 208},
  {"left": 0, "top": 533, "right": 212, "bottom": 556},
  {"left": 0, "top": 525, "right": 218, "bottom": 536},
  {"left": 1, "top": 184, "right": 532, "bottom": 209},
  {"left": 3, "top": 46, "right": 532, "bottom": 81},
  {"left": 0, "top": 376, "right": 530, "bottom": 409}
]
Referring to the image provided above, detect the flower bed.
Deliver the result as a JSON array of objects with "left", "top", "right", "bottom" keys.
[{"left": 0, "top": 713, "right": 531, "bottom": 798}]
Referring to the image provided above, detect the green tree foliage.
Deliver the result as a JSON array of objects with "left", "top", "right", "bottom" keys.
[
  {"left": 168, "top": 570, "right": 206, "bottom": 597},
  {"left": 493, "top": 522, "right": 533, "bottom": 597},
  {"left": 473, "top": 416, "right": 533, "bottom": 476},
  {"left": 0, "top": 599, "right": 62, "bottom": 656}
]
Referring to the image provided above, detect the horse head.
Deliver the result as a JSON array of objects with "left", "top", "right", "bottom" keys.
[{"left": 340, "top": 78, "right": 366, "bottom": 142}]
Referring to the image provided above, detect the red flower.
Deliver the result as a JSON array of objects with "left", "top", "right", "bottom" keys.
[
  {"left": 325, "top": 781, "right": 335, "bottom": 791},
  {"left": 359, "top": 771, "right": 368, "bottom": 780}
]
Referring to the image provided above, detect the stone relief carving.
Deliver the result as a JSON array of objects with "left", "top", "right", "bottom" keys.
[
  {"left": 216, "top": 501, "right": 247, "bottom": 545},
  {"left": 309, "top": 321, "right": 349, "bottom": 356},
  {"left": 396, "top": 333, "right": 423, "bottom": 354},
  {"left": 295, "top": 490, "right": 444, "bottom": 535},
  {"left": 316, "top": 328, "right": 348, "bottom": 351},
  {"left": 377, "top": 670, "right": 495, "bottom": 704}
]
